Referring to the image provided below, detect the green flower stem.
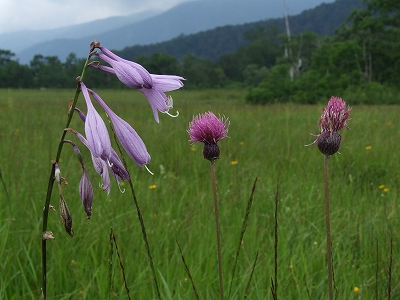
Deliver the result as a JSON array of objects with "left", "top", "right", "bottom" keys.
[
  {"left": 324, "top": 154, "right": 333, "bottom": 300},
  {"left": 41, "top": 46, "right": 94, "bottom": 300},
  {"left": 210, "top": 160, "right": 224, "bottom": 300}
]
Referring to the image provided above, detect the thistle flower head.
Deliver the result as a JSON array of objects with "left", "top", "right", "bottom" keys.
[
  {"left": 319, "top": 96, "right": 351, "bottom": 134},
  {"left": 308, "top": 96, "right": 351, "bottom": 156},
  {"left": 188, "top": 112, "right": 229, "bottom": 161}
]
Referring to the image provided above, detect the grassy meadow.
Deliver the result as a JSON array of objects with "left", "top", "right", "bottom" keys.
[{"left": 0, "top": 88, "right": 399, "bottom": 299}]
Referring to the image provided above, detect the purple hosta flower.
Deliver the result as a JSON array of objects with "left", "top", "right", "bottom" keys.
[
  {"left": 139, "top": 76, "right": 183, "bottom": 122},
  {"left": 92, "top": 46, "right": 184, "bottom": 123},
  {"left": 96, "top": 48, "right": 152, "bottom": 89},
  {"left": 109, "top": 148, "right": 130, "bottom": 184},
  {"left": 75, "top": 107, "right": 86, "bottom": 123},
  {"left": 70, "top": 143, "right": 94, "bottom": 218},
  {"left": 79, "top": 167, "right": 94, "bottom": 219},
  {"left": 71, "top": 129, "right": 127, "bottom": 194},
  {"left": 54, "top": 162, "right": 62, "bottom": 184},
  {"left": 80, "top": 82, "right": 112, "bottom": 161},
  {"left": 188, "top": 112, "right": 229, "bottom": 161},
  {"left": 308, "top": 96, "right": 351, "bottom": 155},
  {"left": 89, "top": 89, "right": 151, "bottom": 168}
]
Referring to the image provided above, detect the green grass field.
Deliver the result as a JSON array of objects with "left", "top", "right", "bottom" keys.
[{"left": 0, "top": 88, "right": 398, "bottom": 299}]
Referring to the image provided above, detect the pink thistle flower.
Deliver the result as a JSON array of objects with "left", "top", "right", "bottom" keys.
[
  {"left": 308, "top": 96, "right": 351, "bottom": 155},
  {"left": 319, "top": 96, "right": 351, "bottom": 133},
  {"left": 188, "top": 112, "right": 229, "bottom": 161}
]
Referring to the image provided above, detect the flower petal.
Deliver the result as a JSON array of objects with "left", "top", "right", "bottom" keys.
[
  {"left": 90, "top": 89, "right": 151, "bottom": 167},
  {"left": 80, "top": 82, "right": 112, "bottom": 160}
]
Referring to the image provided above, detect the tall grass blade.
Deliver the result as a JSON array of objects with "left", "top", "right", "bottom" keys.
[
  {"left": 376, "top": 240, "right": 379, "bottom": 300},
  {"left": 110, "top": 228, "right": 131, "bottom": 300},
  {"left": 244, "top": 250, "right": 259, "bottom": 299},
  {"left": 387, "top": 237, "right": 392, "bottom": 300},
  {"left": 109, "top": 228, "right": 115, "bottom": 300},
  {"left": 270, "top": 180, "right": 279, "bottom": 300},
  {"left": 110, "top": 123, "right": 161, "bottom": 299},
  {"left": 227, "top": 176, "right": 258, "bottom": 299},
  {"left": 176, "top": 239, "right": 200, "bottom": 300}
]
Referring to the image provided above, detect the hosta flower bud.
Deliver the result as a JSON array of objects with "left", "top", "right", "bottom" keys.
[{"left": 60, "top": 196, "right": 73, "bottom": 237}]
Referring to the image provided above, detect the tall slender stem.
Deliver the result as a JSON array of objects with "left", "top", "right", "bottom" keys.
[
  {"left": 41, "top": 46, "right": 94, "bottom": 300},
  {"left": 210, "top": 160, "right": 224, "bottom": 300},
  {"left": 324, "top": 155, "right": 333, "bottom": 300}
]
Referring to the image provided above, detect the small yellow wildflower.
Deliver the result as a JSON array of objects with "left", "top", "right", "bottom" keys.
[
  {"left": 365, "top": 146, "right": 372, "bottom": 151},
  {"left": 379, "top": 185, "right": 385, "bottom": 190},
  {"left": 231, "top": 160, "right": 238, "bottom": 165},
  {"left": 190, "top": 146, "right": 196, "bottom": 151},
  {"left": 149, "top": 184, "right": 157, "bottom": 190},
  {"left": 383, "top": 188, "right": 389, "bottom": 193},
  {"left": 353, "top": 286, "right": 360, "bottom": 294},
  {"left": 239, "top": 141, "right": 244, "bottom": 145}
]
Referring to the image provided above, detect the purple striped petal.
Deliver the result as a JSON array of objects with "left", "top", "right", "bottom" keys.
[
  {"left": 90, "top": 89, "right": 151, "bottom": 167},
  {"left": 80, "top": 82, "right": 112, "bottom": 161}
]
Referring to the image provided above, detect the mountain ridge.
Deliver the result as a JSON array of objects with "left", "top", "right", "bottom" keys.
[
  {"left": 117, "top": 0, "right": 363, "bottom": 61},
  {"left": 11, "top": 0, "right": 336, "bottom": 64}
]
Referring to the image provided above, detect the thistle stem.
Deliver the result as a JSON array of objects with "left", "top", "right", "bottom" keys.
[
  {"left": 210, "top": 160, "right": 224, "bottom": 300},
  {"left": 324, "top": 154, "right": 333, "bottom": 300},
  {"left": 41, "top": 46, "right": 94, "bottom": 300}
]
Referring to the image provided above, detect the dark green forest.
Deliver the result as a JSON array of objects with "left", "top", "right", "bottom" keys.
[{"left": 1, "top": 0, "right": 399, "bottom": 104}]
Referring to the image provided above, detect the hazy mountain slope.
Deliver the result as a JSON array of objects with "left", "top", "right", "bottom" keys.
[
  {"left": 117, "top": 0, "right": 363, "bottom": 61},
  {"left": 14, "top": 0, "right": 362, "bottom": 64},
  {"left": 14, "top": 0, "right": 325, "bottom": 63},
  {"left": 0, "top": 9, "right": 162, "bottom": 53}
]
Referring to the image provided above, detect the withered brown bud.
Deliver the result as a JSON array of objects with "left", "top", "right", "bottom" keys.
[
  {"left": 42, "top": 231, "right": 55, "bottom": 240},
  {"left": 60, "top": 196, "right": 74, "bottom": 237},
  {"left": 317, "top": 131, "right": 341, "bottom": 156}
]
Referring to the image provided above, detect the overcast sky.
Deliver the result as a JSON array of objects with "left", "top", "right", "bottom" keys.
[
  {"left": 0, "top": 0, "right": 193, "bottom": 34},
  {"left": 0, "top": 0, "right": 334, "bottom": 34}
]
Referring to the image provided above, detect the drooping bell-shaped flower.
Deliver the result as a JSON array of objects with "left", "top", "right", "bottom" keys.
[
  {"left": 69, "top": 143, "right": 94, "bottom": 217},
  {"left": 89, "top": 89, "right": 151, "bottom": 167},
  {"left": 91, "top": 46, "right": 184, "bottom": 123},
  {"left": 79, "top": 167, "right": 94, "bottom": 219},
  {"left": 68, "top": 129, "right": 113, "bottom": 194},
  {"left": 80, "top": 82, "right": 112, "bottom": 161}
]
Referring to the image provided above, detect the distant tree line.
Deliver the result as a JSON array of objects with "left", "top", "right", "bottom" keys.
[
  {"left": 246, "top": 0, "right": 400, "bottom": 104},
  {"left": 0, "top": 0, "right": 399, "bottom": 104}
]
